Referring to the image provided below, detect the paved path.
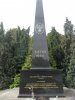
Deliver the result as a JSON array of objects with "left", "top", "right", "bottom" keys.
[{"left": 0, "top": 87, "right": 75, "bottom": 100}]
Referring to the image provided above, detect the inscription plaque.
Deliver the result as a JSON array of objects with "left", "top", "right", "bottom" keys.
[{"left": 19, "top": 69, "right": 63, "bottom": 97}]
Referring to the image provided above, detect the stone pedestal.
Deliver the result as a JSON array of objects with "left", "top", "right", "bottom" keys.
[{"left": 18, "top": 69, "right": 63, "bottom": 98}]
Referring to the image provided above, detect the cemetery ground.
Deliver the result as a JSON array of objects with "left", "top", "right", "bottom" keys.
[{"left": 0, "top": 87, "right": 75, "bottom": 100}]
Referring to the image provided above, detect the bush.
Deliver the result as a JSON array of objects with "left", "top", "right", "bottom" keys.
[{"left": 10, "top": 74, "right": 20, "bottom": 89}]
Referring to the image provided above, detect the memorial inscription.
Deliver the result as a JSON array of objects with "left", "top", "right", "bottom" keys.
[{"left": 19, "top": 69, "right": 63, "bottom": 97}]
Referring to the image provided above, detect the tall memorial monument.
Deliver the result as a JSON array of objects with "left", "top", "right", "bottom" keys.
[
  {"left": 19, "top": 0, "right": 63, "bottom": 98},
  {"left": 32, "top": 0, "right": 49, "bottom": 68}
]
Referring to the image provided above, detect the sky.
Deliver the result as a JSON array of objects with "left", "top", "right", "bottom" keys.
[{"left": 0, "top": 0, "right": 75, "bottom": 35}]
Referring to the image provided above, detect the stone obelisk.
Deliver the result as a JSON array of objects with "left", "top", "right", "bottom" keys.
[
  {"left": 32, "top": 0, "right": 50, "bottom": 68},
  {"left": 18, "top": 0, "right": 63, "bottom": 98}
]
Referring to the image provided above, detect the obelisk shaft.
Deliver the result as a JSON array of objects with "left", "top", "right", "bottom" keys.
[{"left": 32, "top": 0, "right": 50, "bottom": 68}]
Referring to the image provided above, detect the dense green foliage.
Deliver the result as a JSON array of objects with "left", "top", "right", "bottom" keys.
[
  {"left": 10, "top": 74, "right": 20, "bottom": 89},
  {"left": 0, "top": 23, "right": 30, "bottom": 89},
  {"left": 9, "top": 37, "right": 32, "bottom": 88},
  {"left": 66, "top": 36, "right": 75, "bottom": 88},
  {"left": 63, "top": 18, "right": 73, "bottom": 70},
  {"left": 22, "top": 37, "right": 32, "bottom": 70},
  {"left": 47, "top": 27, "right": 64, "bottom": 69},
  {"left": 0, "top": 17, "right": 75, "bottom": 89},
  {"left": 63, "top": 18, "right": 74, "bottom": 86}
]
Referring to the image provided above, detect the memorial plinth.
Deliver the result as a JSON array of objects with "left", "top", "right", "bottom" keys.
[
  {"left": 19, "top": 69, "right": 63, "bottom": 97},
  {"left": 18, "top": 0, "right": 64, "bottom": 98}
]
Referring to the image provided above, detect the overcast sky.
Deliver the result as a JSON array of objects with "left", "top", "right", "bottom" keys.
[{"left": 0, "top": 0, "right": 75, "bottom": 35}]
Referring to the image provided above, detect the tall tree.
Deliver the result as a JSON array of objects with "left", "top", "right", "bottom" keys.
[
  {"left": 0, "top": 22, "right": 4, "bottom": 63},
  {"left": 47, "top": 27, "right": 64, "bottom": 69},
  {"left": 14, "top": 27, "right": 30, "bottom": 73},
  {"left": 63, "top": 18, "right": 74, "bottom": 85},
  {"left": 1, "top": 28, "right": 18, "bottom": 89},
  {"left": 64, "top": 18, "right": 73, "bottom": 67},
  {"left": 0, "top": 22, "right": 4, "bottom": 89},
  {"left": 66, "top": 35, "right": 75, "bottom": 88},
  {"left": 10, "top": 29, "right": 31, "bottom": 88},
  {"left": 0, "top": 26, "right": 30, "bottom": 89}
]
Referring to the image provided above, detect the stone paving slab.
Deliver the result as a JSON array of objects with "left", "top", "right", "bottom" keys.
[
  {"left": 0, "top": 97, "right": 74, "bottom": 100},
  {"left": 0, "top": 87, "right": 75, "bottom": 100}
]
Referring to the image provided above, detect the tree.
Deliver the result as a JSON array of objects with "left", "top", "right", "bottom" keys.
[
  {"left": 66, "top": 36, "right": 75, "bottom": 88},
  {"left": 0, "top": 22, "right": 4, "bottom": 65},
  {"left": 22, "top": 36, "right": 32, "bottom": 70},
  {"left": 64, "top": 18, "right": 73, "bottom": 69},
  {"left": 0, "top": 28, "right": 18, "bottom": 89},
  {"left": 0, "top": 26, "right": 30, "bottom": 89},
  {"left": 0, "top": 22, "right": 5, "bottom": 89},
  {"left": 63, "top": 18, "right": 74, "bottom": 85},
  {"left": 15, "top": 27, "right": 30, "bottom": 72},
  {"left": 10, "top": 32, "right": 32, "bottom": 88},
  {"left": 47, "top": 27, "right": 64, "bottom": 69}
]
